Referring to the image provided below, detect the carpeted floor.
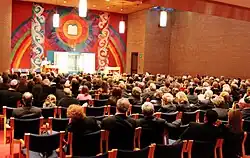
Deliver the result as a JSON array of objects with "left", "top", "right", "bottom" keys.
[{"left": 0, "top": 131, "right": 19, "bottom": 158}]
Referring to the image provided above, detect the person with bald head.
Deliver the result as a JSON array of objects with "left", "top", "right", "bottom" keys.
[{"left": 12, "top": 92, "right": 42, "bottom": 119}]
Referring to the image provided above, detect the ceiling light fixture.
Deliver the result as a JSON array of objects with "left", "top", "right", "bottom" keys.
[
  {"left": 79, "top": 0, "right": 88, "bottom": 17},
  {"left": 53, "top": 0, "right": 60, "bottom": 28},
  {"left": 119, "top": 2, "right": 125, "bottom": 34},
  {"left": 160, "top": 10, "right": 167, "bottom": 27}
]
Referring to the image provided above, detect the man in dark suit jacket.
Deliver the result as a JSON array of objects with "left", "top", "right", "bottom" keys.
[
  {"left": 0, "top": 75, "right": 10, "bottom": 90},
  {"left": 12, "top": 92, "right": 42, "bottom": 119},
  {"left": 180, "top": 110, "right": 221, "bottom": 141},
  {"left": 187, "top": 86, "right": 198, "bottom": 105},
  {"left": 0, "top": 79, "right": 22, "bottom": 108},
  {"left": 136, "top": 102, "right": 167, "bottom": 147},
  {"left": 32, "top": 75, "right": 43, "bottom": 107},
  {"left": 102, "top": 98, "right": 136, "bottom": 150},
  {"left": 57, "top": 88, "right": 80, "bottom": 108}
]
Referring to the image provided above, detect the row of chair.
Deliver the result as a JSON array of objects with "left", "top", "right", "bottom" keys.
[
  {"left": 20, "top": 128, "right": 228, "bottom": 158},
  {"left": 6, "top": 114, "right": 250, "bottom": 158}
]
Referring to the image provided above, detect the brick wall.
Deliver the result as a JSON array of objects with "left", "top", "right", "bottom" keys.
[
  {"left": 144, "top": 11, "right": 172, "bottom": 74},
  {"left": 126, "top": 10, "right": 250, "bottom": 78},
  {"left": 126, "top": 10, "right": 147, "bottom": 74},
  {"left": 0, "top": 0, "right": 12, "bottom": 72},
  {"left": 169, "top": 11, "right": 250, "bottom": 78}
]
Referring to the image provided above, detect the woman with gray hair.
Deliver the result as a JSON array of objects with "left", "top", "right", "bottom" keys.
[
  {"left": 128, "top": 87, "right": 142, "bottom": 105},
  {"left": 158, "top": 93, "right": 177, "bottom": 113},
  {"left": 197, "top": 90, "right": 215, "bottom": 110}
]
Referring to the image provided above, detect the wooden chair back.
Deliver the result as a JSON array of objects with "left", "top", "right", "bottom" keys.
[
  {"left": 134, "top": 127, "right": 142, "bottom": 149},
  {"left": 23, "top": 131, "right": 64, "bottom": 158},
  {"left": 242, "top": 132, "right": 247, "bottom": 157},
  {"left": 214, "top": 139, "right": 224, "bottom": 158},
  {"left": 67, "top": 130, "right": 109, "bottom": 157}
]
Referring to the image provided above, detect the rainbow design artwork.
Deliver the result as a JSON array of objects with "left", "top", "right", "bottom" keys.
[
  {"left": 11, "top": 4, "right": 126, "bottom": 72},
  {"left": 31, "top": 3, "right": 45, "bottom": 70},
  {"left": 98, "top": 12, "right": 110, "bottom": 70}
]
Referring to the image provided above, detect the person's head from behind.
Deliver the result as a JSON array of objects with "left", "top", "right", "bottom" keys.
[
  {"left": 204, "top": 110, "right": 218, "bottom": 125},
  {"left": 116, "top": 98, "right": 130, "bottom": 114},
  {"left": 64, "top": 88, "right": 72, "bottom": 97},
  {"left": 112, "top": 87, "right": 122, "bottom": 98},
  {"left": 220, "top": 91, "right": 230, "bottom": 102},
  {"left": 141, "top": 102, "right": 154, "bottom": 117},
  {"left": 176, "top": 91, "right": 188, "bottom": 104},
  {"left": 165, "top": 79, "right": 171, "bottom": 88},
  {"left": 2, "top": 75, "right": 9, "bottom": 84},
  {"left": 212, "top": 96, "right": 225, "bottom": 108},
  {"left": 46, "top": 94, "right": 56, "bottom": 104},
  {"left": 10, "top": 79, "right": 19, "bottom": 90},
  {"left": 228, "top": 109, "right": 243, "bottom": 133},
  {"left": 154, "top": 90, "right": 163, "bottom": 100},
  {"left": 22, "top": 92, "right": 33, "bottom": 107},
  {"left": 132, "top": 87, "right": 142, "bottom": 98},
  {"left": 81, "top": 85, "right": 89, "bottom": 95},
  {"left": 204, "top": 90, "right": 213, "bottom": 100},
  {"left": 162, "top": 93, "right": 174, "bottom": 105},
  {"left": 149, "top": 83, "right": 157, "bottom": 91},
  {"left": 67, "top": 104, "right": 85, "bottom": 120},
  {"left": 188, "top": 86, "right": 195, "bottom": 95}
]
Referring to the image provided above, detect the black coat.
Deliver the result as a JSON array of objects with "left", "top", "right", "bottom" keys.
[
  {"left": 180, "top": 122, "right": 222, "bottom": 141},
  {"left": 12, "top": 106, "right": 42, "bottom": 119},
  {"left": 101, "top": 114, "right": 136, "bottom": 150},
  {"left": 0, "top": 89, "right": 22, "bottom": 108},
  {"left": 136, "top": 116, "right": 166, "bottom": 148},
  {"left": 57, "top": 96, "right": 80, "bottom": 108}
]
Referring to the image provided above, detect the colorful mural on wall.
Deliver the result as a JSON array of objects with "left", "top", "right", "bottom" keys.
[{"left": 11, "top": 2, "right": 126, "bottom": 72}]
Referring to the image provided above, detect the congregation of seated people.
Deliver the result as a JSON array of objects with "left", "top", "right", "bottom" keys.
[{"left": 1, "top": 72, "right": 250, "bottom": 157}]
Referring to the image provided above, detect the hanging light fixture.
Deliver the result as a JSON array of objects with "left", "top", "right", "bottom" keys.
[
  {"left": 79, "top": 0, "right": 88, "bottom": 17},
  {"left": 160, "top": 10, "right": 167, "bottom": 27},
  {"left": 53, "top": 0, "right": 60, "bottom": 28},
  {"left": 119, "top": 20, "right": 125, "bottom": 34},
  {"left": 53, "top": 13, "right": 60, "bottom": 28},
  {"left": 119, "top": 2, "right": 125, "bottom": 34}
]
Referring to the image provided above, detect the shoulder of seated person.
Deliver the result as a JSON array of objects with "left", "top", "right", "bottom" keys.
[{"left": 189, "top": 122, "right": 201, "bottom": 127}]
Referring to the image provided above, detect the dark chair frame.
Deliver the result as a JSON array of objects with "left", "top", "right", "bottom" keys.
[
  {"left": 9, "top": 117, "right": 44, "bottom": 157},
  {"left": 23, "top": 131, "right": 65, "bottom": 158},
  {"left": 66, "top": 130, "right": 109, "bottom": 157}
]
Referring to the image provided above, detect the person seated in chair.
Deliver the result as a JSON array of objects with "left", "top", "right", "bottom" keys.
[
  {"left": 136, "top": 102, "right": 180, "bottom": 148},
  {"left": 57, "top": 88, "right": 80, "bottom": 108},
  {"left": 0, "top": 79, "right": 22, "bottom": 108},
  {"left": 158, "top": 93, "right": 177, "bottom": 113},
  {"left": 12, "top": 92, "right": 42, "bottom": 119},
  {"left": 128, "top": 87, "right": 142, "bottom": 105},
  {"left": 101, "top": 98, "right": 136, "bottom": 150},
  {"left": 212, "top": 96, "right": 228, "bottom": 121},
  {"left": 66, "top": 104, "right": 100, "bottom": 136},
  {"left": 187, "top": 86, "right": 198, "bottom": 105},
  {"left": 180, "top": 110, "right": 222, "bottom": 141}
]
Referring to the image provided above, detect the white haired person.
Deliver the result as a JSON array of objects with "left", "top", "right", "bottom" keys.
[
  {"left": 158, "top": 93, "right": 177, "bottom": 113},
  {"left": 101, "top": 98, "right": 136, "bottom": 150},
  {"left": 128, "top": 87, "right": 142, "bottom": 105},
  {"left": 136, "top": 102, "right": 166, "bottom": 148},
  {"left": 197, "top": 90, "right": 215, "bottom": 110},
  {"left": 142, "top": 83, "right": 157, "bottom": 102}
]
